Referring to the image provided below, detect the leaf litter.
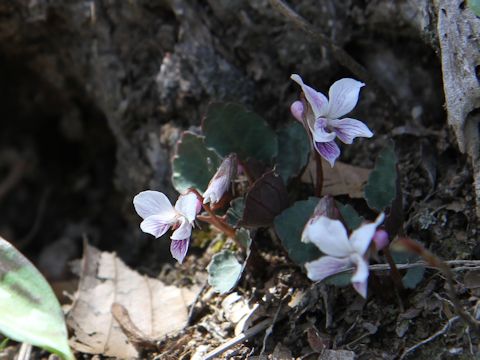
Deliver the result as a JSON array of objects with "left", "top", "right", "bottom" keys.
[{"left": 67, "top": 243, "right": 198, "bottom": 358}]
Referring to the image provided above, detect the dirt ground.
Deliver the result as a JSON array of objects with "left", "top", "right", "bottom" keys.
[{"left": 0, "top": 0, "right": 479, "bottom": 359}]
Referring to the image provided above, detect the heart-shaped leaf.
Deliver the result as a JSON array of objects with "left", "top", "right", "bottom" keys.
[
  {"left": 226, "top": 197, "right": 245, "bottom": 228},
  {"left": 172, "top": 131, "right": 222, "bottom": 193},
  {"left": 274, "top": 197, "right": 322, "bottom": 266},
  {"left": 241, "top": 170, "right": 288, "bottom": 227},
  {"left": 207, "top": 229, "right": 252, "bottom": 294},
  {"left": 364, "top": 142, "right": 397, "bottom": 211},
  {"left": 337, "top": 202, "right": 364, "bottom": 230},
  {"left": 0, "top": 237, "right": 73, "bottom": 360},
  {"left": 276, "top": 122, "right": 310, "bottom": 183},
  {"left": 203, "top": 103, "right": 278, "bottom": 163}
]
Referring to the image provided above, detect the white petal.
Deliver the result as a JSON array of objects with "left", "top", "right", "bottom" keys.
[
  {"left": 291, "top": 74, "right": 329, "bottom": 118},
  {"left": 326, "top": 78, "right": 364, "bottom": 119},
  {"left": 133, "top": 191, "right": 176, "bottom": 220},
  {"left": 350, "top": 213, "right": 385, "bottom": 255},
  {"left": 350, "top": 253, "right": 369, "bottom": 284},
  {"left": 313, "top": 118, "right": 336, "bottom": 142},
  {"left": 329, "top": 118, "right": 373, "bottom": 144},
  {"left": 352, "top": 280, "right": 368, "bottom": 299},
  {"left": 140, "top": 215, "right": 173, "bottom": 238},
  {"left": 302, "top": 216, "right": 351, "bottom": 257},
  {"left": 175, "top": 192, "right": 200, "bottom": 223},
  {"left": 171, "top": 217, "right": 193, "bottom": 240},
  {"left": 305, "top": 256, "right": 352, "bottom": 282}
]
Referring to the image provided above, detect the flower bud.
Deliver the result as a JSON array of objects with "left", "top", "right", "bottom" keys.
[
  {"left": 372, "top": 229, "right": 389, "bottom": 251},
  {"left": 290, "top": 100, "right": 304, "bottom": 122},
  {"left": 203, "top": 154, "right": 237, "bottom": 204}
]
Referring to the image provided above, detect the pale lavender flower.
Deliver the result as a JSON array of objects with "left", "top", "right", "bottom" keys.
[
  {"left": 133, "top": 191, "right": 200, "bottom": 263},
  {"left": 372, "top": 229, "right": 389, "bottom": 251},
  {"left": 290, "top": 74, "right": 373, "bottom": 167},
  {"left": 203, "top": 154, "right": 237, "bottom": 205},
  {"left": 302, "top": 213, "right": 385, "bottom": 298}
]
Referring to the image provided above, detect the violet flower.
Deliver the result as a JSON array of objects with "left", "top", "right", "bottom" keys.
[
  {"left": 133, "top": 191, "right": 200, "bottom": 263},
  {"left": 203, "top": 154, "right": 237, "bottom": 205},
  {"left": 290, "top": 74, "right": 373, "bottom": 167},
  {"left": 302, "top": 213, "right": 385, "bottom": 298}
]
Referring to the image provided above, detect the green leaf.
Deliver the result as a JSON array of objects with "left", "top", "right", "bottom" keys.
[
  {"left": 172, "top": 131, "right": 222, "bottom": 193},
  {"left": 0, "top": 237, "right": 73, "bottom": 360},
  {"left": 203, "top": 103, "right": 278, "bottom": 163},
  {"left": 276, "top": 122, "right": 310, "bottom": 183},
  {"left": 324, "top": 272, "right": 352, "bottom": 287},
  {"left": 207, "top": 229, "right": 252, "bottom": 293},
  {"left": 468, "top": 0, "right": 480, "bottom": 16},
  {"left": 402, "top": 266, "right": 425, "bottom": 289},
  {"left": 274, "top": 197, "right": 322, "bottom": 266},
  {"left": 337, "top": 202, "right": 364, "bottom": 230},
  {"left": 364, "top": 142, "right": 397, "bottom": 211},
  {"left": 226, "top": 197, "right": 245, "bottom": 228}
]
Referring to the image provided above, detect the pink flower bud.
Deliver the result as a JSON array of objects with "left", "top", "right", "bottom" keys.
[
  {"left": 290, "top": 100, "right": 304, "bottom": 122},
  {"left": 203, "top": 154, "right": 237, "bottom": 204},
  {"left": 372, "top": 229, "right": 389, "bottom": 251}
]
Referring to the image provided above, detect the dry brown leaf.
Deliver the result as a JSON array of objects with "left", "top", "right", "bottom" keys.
[
  {"left": 67, "top": 243, "right": 197, "bottom": 359},
  {"left": 301, "top": 158, "right": 371, "bottom": 198}
]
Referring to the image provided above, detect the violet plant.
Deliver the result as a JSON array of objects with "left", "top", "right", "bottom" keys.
[{"left": 133, "top": 74, "right": 412, "bottom": 297}]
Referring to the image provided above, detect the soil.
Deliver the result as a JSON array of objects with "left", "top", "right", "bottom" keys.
[{"left": 0, "top": 0, "right": 478, "bottom": 359}]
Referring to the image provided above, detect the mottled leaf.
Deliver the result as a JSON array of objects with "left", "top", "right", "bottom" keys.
[
  {"left": 337, "top": 202, "right": 364, "bottom": 230},
  {"left": 172, "top": 131, "right": 222, "bottom": 193},
  {"left": 276, "top": 122, "right": 310, "bottom": 183},
  {"left": 274, "top": 197, "right": 322, "bottom": 266},
  {"left": 203, "top": 103, "right": 278, "bottom": 163},
  {"left": 364, "top": 142, "right": 397, "bottom": 211},
  {"left": 207, "top": 229, "right": 252, "bottom": 294},
  {"left": 0, "top": 237, "right": 73, "bottom": 360}
]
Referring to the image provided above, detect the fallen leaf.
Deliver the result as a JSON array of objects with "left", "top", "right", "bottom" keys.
[
  {"left": 67, "top": 243, "right": 197, "bottom": 358},
  {"left": 318, "top": 349, "right": 355, "bottom": 360},
  {"left": 301, "top": 158, "right": 371, "bottom": 198}
]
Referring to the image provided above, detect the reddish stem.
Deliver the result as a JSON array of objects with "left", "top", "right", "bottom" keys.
[
  {"left": 189, "top": 189, "right": 239, "bottom": 245},
  {"left": 314, "top": 151, "right": 323, "bottom": 197}
]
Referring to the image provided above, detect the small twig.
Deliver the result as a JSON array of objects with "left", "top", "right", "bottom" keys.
[
  {"left": 187, "top": 281, "right": 208, "bottom": 326},
  {"left": 16, "top": 343, "right": 32, "bottom": 360},
  {"left": 395, "top": 238, "right": 480, "bottom": 331},
  {"left": 399, "top": 316, "right": 460, "bottom": 360},
  {"left": 111, "top": 303, "right": 158, "bottom": 352},
  {"left": 260, "top": 300, "right": 285, "bottom": 356},
  {"left": 203, "top": 318, "right": 273, "bottom": 360},
  {"left": 269, "top": 0, "right": 371, "bottom": 83}
]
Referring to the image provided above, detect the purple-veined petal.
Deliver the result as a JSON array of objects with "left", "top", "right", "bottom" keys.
[
  {"left": 291, "top": 74, "right": 328, "bottom": 118},
  {"left": 314, "top": 141, "right": 340, "bottom": 167},
  {"left": 170, "top": 239, "right": 190, "bottom": 263},
  {"left": 302, "top": 216, "right": 351, "bottom": 257},
  {"left": 140, "top": 215, "right": 173, "bottom": 238},
  {"left": 171, "top": 217, "right": 193, "bottom": 240},
  {"left": 326, "top": 78, "right": 364, "bottom": 119},
  {"left": 305, "top": 256, "right": 352, "bottom": 282},
  {"left": 175, "top": 192, "right": 200, "bottom": 223},
  {"left": 313, "top": 118, "right": 336, "bottom": 142},
  {"left": 290, "top": 101, "right": 304, "bottom": 122},
  {"left": 329, "top": 118, "right": 373, "bottom": 144},
  {"left": 350, "top": 213, "right": 385, "bottom": 255},
  {"left": 133, "top": 190, "right": 176, "bottom": 220}
]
